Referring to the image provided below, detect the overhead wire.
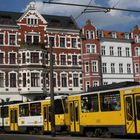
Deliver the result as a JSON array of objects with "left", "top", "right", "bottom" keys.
[
  {"left": 43, "top": 1, "right": 140, "bottom": 13},
  {"left": 76, "top": 0, "right": 93, "bottom": 20}
]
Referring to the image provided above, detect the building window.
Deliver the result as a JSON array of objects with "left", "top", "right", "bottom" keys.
[
  {"left": 26, "top": 35, "right": 39, "bottom": 45},
  {"left": 72, "top": 55, "right": 77, "bottom": 65},
  {"left": 124, "top": 33, "right": 129, "bottom": 39},
  {"left": 60, "top": 37, "right": 65, "bottom": 47},
  {"left": 0, "top": 53, "right": 4, "bottom": 64},
  {"left": 135, "top": 35, "right": 140, "bottom": 43},
  {"left": 127, "top": 64, "right": 131, "bottom": 74},
  {"left": 0, "top": 34, "right": 4, "bottom": 45},
  {"left": 27, "top": 18, "right": 38, "bottom": 25},
  {"left": 126, "top": 48, "right": 130, "bottom": 57},
  {"left": 10, "top": 73, "right": 16, "bottom": 87},
  {"left": 102, "top": 63, "right": 107, "bottom": 73},
  {"left": 101, "top": 46, "right": 106, "bottom": 55},
  {"left": 118, "top": 47, "right": 122, "bottom": 56},
  {"left": 31, "top": 73, "right": 40, "bottom": 87},
  {"left": 119, "top": 63, "right": 123, "bottom": 73},
  {"left": 23, "top": 73, "right": 26, "bottom": 87},
  {"left": 9, "top": 53, "right": 16, "bottom": 64},
  {"left": 110, "top": 46, "right": 114, "bottom": 56},
  {"left": 22, "top": 53, "right": 26, "bottom": 63},
  {"left": 73, "top": 74, "right": 79, "bottom": 87},
  {"left": 86, "top": 81, "right": 90, "bottom": 92},
  {"left": 26, "top": 35, "right": 32, "bottom": 44},
  {"left": 93, "top": 81, "right": 99, "bottom": 87},
  {"left": 135, "top": 47, "right": 140, "bottom": 56},
  {"left": 61, "top": 74, "right": 67, "bottom": 87},
  {"left": 111, "top": 32, "right": 117, "bottom": 38},
  {"left": 0, "top": 73, "right": 4, "bottom": 87},
  {"left": 31, "top": 52, "right": 39, "bottom": 63},
  {"left": 135, "top": 63, "right": 139, "bottom": 74},
  {"left": 49, "top": 36, "right": 55, "bottom": 47},
  {"left": 85, "top": 62, "right": 89, "bottom": 73},
  {"left": 86, "top": 30, "right": 94, "bottom": 39},
  {"left": 33, "top": 36, "right": 39, "bottom": 45},
  {"left": 111, "top": 63, "right": 115, "bottom": 73},
  {"left": 71, "top": 38, "right": 77, "bottom": 48},
  {"left": 61, "top": 55, "right": 66, "bottom": 65},
  {"left": 103, "top": 82, "right": 108, "bottom": 85},
  {"left": 92, "top": 61, "right": 98, "bottom": 73},
  {"left": 86, "top": 44, "right": 90, "bottom": 53},
  {"left": 9, "top": 34, "right": 16, "bottom": 45},
  {"left": 86, "top": 44, "right": 96, "bottom": 53},
  {"left": 97, "top": 30, "right": 103, "bottom": 37}
]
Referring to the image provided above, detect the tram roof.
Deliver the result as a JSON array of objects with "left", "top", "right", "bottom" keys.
[{"left": 88, "top": 81, "right": 140, "bottom": 92}]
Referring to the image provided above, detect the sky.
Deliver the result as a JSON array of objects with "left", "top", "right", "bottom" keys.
[{"left": 0, "top": 0, "right": 140, "bottom": 32}]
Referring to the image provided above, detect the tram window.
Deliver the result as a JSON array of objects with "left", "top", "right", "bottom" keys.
[
  {"left": 30, "top": 102, "right": 41, "bottom": 116},
  {"left": 81, "top": 94, "right": 99, "bottom": 112},
  {"left": 1, "top": 106, "right": 9, "bottom": 117},
  {"left": 19, "top": 104, "right": 29, "bottom": 117},
  {"left": 54, "top": 99, "right": 64, "bottom": 114},
  {"left": 62, "top": 98, "right": 68, "bottom": 113},
  {"left": 100, "top": 91, "right": 120, "bottom": 112},
  {"left": 136, "top": 96, "right": 140, "bottom": 120},
  {"left": 75, "top": 102, "right": 79, "bottom": 121},
  {"left": 70, "top": 103, "right": 74, "bottom": 121},
  {"left": 126, "top": 97, "right": 133, "bottom": 120}
]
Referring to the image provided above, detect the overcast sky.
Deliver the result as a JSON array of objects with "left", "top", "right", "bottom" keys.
[{"left": 0, "top": 0, "right": 140, "bottom": 32}]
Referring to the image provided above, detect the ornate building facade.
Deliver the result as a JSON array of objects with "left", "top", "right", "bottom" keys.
[{"left": 0, "top": 2, "right": 83, "bottom": 102}]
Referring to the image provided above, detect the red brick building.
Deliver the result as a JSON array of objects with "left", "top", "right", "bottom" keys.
[
  {"left": 132, "top": 25, "right": 140, "bottom": 82},
  {"left": 81, "top": 20, "right": 101, "bottom": 91},
  {"left": 0, "top": 2, "right": 83, "bottom": 102}
]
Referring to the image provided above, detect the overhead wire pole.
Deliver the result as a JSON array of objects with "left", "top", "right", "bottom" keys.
[
  {"left": 43, "top": 1, "right": 140, "bottom": 13},
  {"left": 49, "top": 38, "right": 56, "bottom": 137}
]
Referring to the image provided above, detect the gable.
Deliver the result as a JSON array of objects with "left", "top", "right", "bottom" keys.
[{"left": 17, "top": 2, "right": 47, "bottom": 25}]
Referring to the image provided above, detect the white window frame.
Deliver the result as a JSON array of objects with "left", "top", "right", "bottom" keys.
[
  {"left": 93, "top": 81, "right": 99, "bottom": 87},
  {"left": 110, "top": 46, "right": 114, "bottom": 56},
  {"left": 0, "top": 71, "right": 5, "bottom": 87},
  {"left": 8, "top": 52, "right": 17, "bottom": 64},
  {"left": 9, "top": 71, "right": 17, "bottom": 88},
  {"left": 111, "top": 63, "right": 115, "bottom": 73},
  {"left": 60, "top": 72, "right": 68, "bottom": 87},
  {"left": 135, "top": 63, "right": 139, "bottom": 75},
  {"left": 92, "top": 60, "right": 98, "bottom": 73},
  {"left": 8, "top": 33, "right": 17, "bottom": 46}
]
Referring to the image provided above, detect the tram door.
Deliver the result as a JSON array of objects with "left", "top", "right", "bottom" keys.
[
  {"left": 124, "top": 94, "right": 140, "bottom": 134},
  {"left": 43, "top": 105, "right": 51, "bottom": 132},
  {"left": 10, "top": 107, "right": 18, "bottom": 131},
  {"left": 69, "top": 101, "right": 80, "bottom": 133}
]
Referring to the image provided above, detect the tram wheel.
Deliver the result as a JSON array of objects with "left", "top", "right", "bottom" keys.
[
  {"left": 85, "top": 129, "right": 94, "bottom": 137},
  {"left": 94, "top": 128, "right": 102, "bottom": 137}
]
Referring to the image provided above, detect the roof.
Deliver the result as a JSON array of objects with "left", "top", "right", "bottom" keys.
[
  {"left": 88, "top": 81, "right": 140, "bottom": 92},
  {"left": 0, "top": 11, "right": 79, "bottom": 30}
]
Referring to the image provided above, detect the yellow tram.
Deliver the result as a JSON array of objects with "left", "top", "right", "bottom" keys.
[
  {"left": 68, "top": 81, "right": 140, "bottom": 137},
  {"left": 0, "top": 95, "right": 68, "bottom": 134}
]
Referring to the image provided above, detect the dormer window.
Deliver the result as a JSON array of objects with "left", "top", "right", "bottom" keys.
[
  {"left": 124, "top": 33, "right": 129, "bottom": 39},
  {"left": 27, "top": 18, "right": 38, "bottom": 26},
  {"left": 111, "top": 32, "right": 117, "bottom": 38},
  {"left": 97, "top": 30, "right": 103, "bottom": 38}
]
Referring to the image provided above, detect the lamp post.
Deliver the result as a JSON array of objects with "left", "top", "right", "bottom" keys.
[{"left": 49, "top": 39, "right": 56, "bottom": 137}]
